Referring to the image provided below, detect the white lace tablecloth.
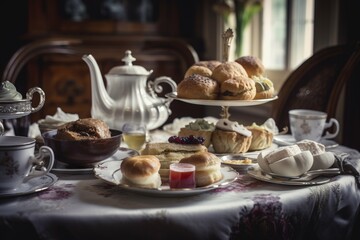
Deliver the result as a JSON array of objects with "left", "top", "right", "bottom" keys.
[{"left": 1, "top": 142, "right": 360, "bottom": 240}]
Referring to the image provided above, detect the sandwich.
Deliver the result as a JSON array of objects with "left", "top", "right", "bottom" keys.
[{"left": 141, "top": 142, "right": 208, "bottom": 181}]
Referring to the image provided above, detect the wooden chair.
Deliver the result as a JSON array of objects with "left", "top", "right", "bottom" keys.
[
  {"left": 271, "top": 42, "right": 360, "bottom": 147},
  {"left": 1, "top": 36, "right": 201, "bottom": 124}
]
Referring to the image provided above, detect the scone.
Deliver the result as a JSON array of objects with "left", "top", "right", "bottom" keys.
[
  {"left": 211, "top": 119, "right": 252, "bottom": 153},
  {"left": 194, "top": 60, "right": 222, "bottom": 71},
  {"left": 120, "top": 155, "right": 162, "bottom": 189},
  {"left": 177, "top": 74, "right": 219, "bottom": 100},
  {"left": 235, "top": 56, "right": 265, "bottom": 77},
  {"left": 180, "top": 152, "right": 222, "bottom": 187},
  {"left": 178, "top": 119, "right": 215, "bottom": 147},
  {"left": 184, "top": 65, "right": 212, "bottom": 78},
  {"left": 247, "top": 122, "right": 274, "bottom": 151},
  {"left": 220, "top": 75, "right": 256, "bottom": 100},
  {"left": 56, "top": 118, "right": 111, "bottom": 140},
  {"left": 211, "top": 62, "right": 248, "bottom": 84},
  {"left": 235, "top": 56, "right": 274, "bottom": 99}
]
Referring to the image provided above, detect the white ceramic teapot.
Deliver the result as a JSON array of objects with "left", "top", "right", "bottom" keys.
[{"left": 82, "top": 50, "right": 177, "bottom": 131}]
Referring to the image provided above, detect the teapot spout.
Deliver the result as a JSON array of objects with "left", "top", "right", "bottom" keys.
[{"left": 82, "top": 54, "right": 115, "bottom": 120}]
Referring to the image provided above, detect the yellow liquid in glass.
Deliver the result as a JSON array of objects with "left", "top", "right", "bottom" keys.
[{"left": 123, "top": 133, "right": 146, "bottom": 150}]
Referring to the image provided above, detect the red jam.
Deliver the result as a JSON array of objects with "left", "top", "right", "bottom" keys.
[{"left": 169, "top": 163, "right": 196, "bottom": 189}]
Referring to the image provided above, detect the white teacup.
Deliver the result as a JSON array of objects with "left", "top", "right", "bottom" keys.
[
  {"left": 0, "top": 136, "right": 54, "bottom": 191},
  {"left": 289, "top": 109, "right": 339, "bottom": 142}
]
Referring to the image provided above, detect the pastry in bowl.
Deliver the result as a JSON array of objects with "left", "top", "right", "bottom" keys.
[
  {"left": 178, "top": 119, "right": 215, "bottom": 147},
  {"left": 120, "top": 155, "right": 162, "bottom": 189},
  {"left": 180, "top": 152, "right": 222, "bottom": 187},
  {"left": 55, "top": 118, "right": 111, "bottom": 140},
  {"left": 43, "top": 118, "right": 121, "bottom": 166},
  {"left": 211, "top": 119, "right": 252, "bottom": 154}
]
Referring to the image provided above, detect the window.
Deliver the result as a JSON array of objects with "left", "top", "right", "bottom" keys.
[{"left": 224, "top": 0, "right": 315, "bottom": 90}]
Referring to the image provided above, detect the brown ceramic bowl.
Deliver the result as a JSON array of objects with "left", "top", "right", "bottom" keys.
[{"left": 42, "top": 129, "right": 122, "bottom": 166}]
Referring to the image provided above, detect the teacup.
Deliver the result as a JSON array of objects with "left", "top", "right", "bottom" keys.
[
  {"left": 0, "top": 136, "right": 54, "bottom": 192},
  {"left": 289, "top": 109, "right": 339, "bottom": 142}
]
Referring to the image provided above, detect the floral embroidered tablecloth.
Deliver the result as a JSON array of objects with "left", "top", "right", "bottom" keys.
[{"left": 1, "top": 144, "right": 359, "bottom": 240}]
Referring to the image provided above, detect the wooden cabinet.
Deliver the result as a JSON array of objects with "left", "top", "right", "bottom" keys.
[
  {"left": 8, "top": 0, "right": 208, "bottom": 124},
  {"left": 14, "top": 37, "right": 201, "bottom": 122}
]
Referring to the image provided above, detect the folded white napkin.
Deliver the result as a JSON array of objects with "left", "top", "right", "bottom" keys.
[{"left": 39, "top": 107, "right": 79, "bottom": 127}]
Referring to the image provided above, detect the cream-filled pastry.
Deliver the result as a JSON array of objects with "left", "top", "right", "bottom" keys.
[{"left": 211, "top": 119, "right": 252, "bottom": 154}]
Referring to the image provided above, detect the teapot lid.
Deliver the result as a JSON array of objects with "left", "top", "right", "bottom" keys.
[{"left": 107, "top": 50, "right": 152, "bottom": 76}]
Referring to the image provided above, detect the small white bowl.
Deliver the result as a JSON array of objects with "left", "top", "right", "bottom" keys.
[{"left": 220, "top": 155, "right": 257, "bottom": 173}]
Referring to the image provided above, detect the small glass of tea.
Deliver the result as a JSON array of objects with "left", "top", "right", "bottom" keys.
[{"left": 122, "top": 123, "right": 147, "bottom": 151}]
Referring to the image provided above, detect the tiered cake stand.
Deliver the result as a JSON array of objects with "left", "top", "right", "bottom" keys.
[
  {"left": 166, "top": 92, "right": 277, "bottom": 119},
  {"left": 0, "top": 87, "right": 45, "bottom": 135},
  {"left": 166, "top": 28, "right": 278, "bottom": 119}
]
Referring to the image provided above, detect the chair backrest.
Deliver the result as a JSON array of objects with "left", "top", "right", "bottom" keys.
[
  {"left": 271, "top": 43, "right": 360, "bottom": 134},
  {"left": 341, "top": 43, "right": 360, "bottom": 150},
  {"left": 1, "top": 37, "right": 201, "bottom": 123}
]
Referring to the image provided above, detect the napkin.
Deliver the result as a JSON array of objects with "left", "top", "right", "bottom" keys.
[
  {"left": 37, "top": 107, "right": 79, "bottom": 129},
  {"left": 331, "top": 147, "right": 360, "bottom": 188}
]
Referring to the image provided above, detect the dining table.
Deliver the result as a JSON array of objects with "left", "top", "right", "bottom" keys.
[{"left": 1, "top": 129, "right": 360, "bottom": 240}]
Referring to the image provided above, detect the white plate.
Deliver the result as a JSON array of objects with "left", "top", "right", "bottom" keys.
[
  {"left": 247, "top": 168, "right": 331, "bottom": 186},
  {"left": 0, "top": 173, "right": 58, "bottom": 198},
  {"left": 273, "top": 134, "right": 339, "bottom": 149},
  {"left": 51, "top": 147, "right": 138, "bottom": 174},
  {"left": 165, "top": 92, "right": 278, "bottom": 107},
  {"left": 94, "top": 160, "right": 239, "bottom": 197},
  {"left": 215, "top": 143, "right": 278, "bottom": 160}
]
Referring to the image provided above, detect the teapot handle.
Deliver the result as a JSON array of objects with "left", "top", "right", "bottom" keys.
[{"left": 148, "top": 76, "right": 177, "bottom": 103}]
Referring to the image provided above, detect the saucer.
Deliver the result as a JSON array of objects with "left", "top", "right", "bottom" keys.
[
  {"left": 51, "top": 147, "right": 138, "bottom": 174},
  {"left": 0, "top": 173, "right": 58, "bottom": 198},
  {"left": 273, "top": 134, "right": 339, "bottom": 149},
  {"left": 247, "top": 168, "right": 331, "bottom": 186}
]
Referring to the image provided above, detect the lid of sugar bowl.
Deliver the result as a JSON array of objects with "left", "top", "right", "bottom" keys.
[{"left": 106, "top": 50, "right": 153, "bottom": 76}]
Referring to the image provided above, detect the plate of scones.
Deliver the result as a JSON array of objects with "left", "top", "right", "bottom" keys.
[
  {"left": 93, "top": 151, "right": 239, "bottom": 197},
  {"left": 168, "top": 56, "right": 277, "bottom": 106}
]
